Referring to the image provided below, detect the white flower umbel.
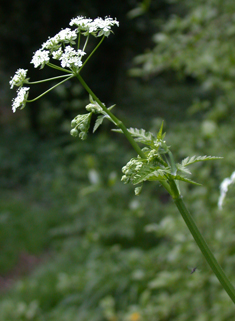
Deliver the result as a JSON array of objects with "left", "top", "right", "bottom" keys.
[
  {"left": 59, "top": 46, "right": 86, "bottom": 69},
  {"left": 10, "top": 15, "right": 119, "bottom": 114},
  {"left": 69, "top": 16, "right": 93, "bottom": 32},
  {"left": 12, "top": 87, "right": 30, "bottom": 113},
  {"left": 91, "top": 17, "right": 119, "bottom": 37},
  {"left": 69, "top": 16, "right": 119, "bottom": 37},
  {"left": 9, "top": 68, "right": 28, "bottom": 89},
  {"left": 218, "top": 171, "right": 235, "bottom": 209},
  {"left": 31, "top": 49, "right": 50, "bottom": 69}
]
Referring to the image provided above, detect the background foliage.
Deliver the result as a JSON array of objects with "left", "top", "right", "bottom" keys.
[{"left": 1, "top": 0, "right": 235, "bottom": 320}]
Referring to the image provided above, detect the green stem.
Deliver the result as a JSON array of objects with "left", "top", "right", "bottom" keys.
[
  {"left": 79, "top": 36, "right": 105, "bottom": 73},
  {"left": 174, "top": 195, "right": 235, "bottom": 303},
  {"left": 27, "top": 74, "right": 74, "bottom": 102},
  {"left": 82, "top": 34, "right": 90, "bottom": 52},
  {"left": 77, "top": 74, "right": 146, "bottom": 158},
  {"left": 27, "top": 74, "right": 72, "bottom": 85},
  {"left": 77, "top": 32, "right": 81, "bottom": 50},
  {"left": 47, "top": 62, "right": 72, "bottom": 74}
]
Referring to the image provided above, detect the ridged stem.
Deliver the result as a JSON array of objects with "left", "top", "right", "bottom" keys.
[
  {"left": 76, "top": 74, "right": 146, "bottom": 158},
  {"left": 174, "top": 195, "right": 235, "bottom": 303}
]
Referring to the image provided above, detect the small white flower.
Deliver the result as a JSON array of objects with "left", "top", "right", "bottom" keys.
[
  {"left": 31, "top": 49, "right": 50, "bottom": 69},
  {"left": 9, "top": 68, "right": 28, "bottom": 89},
  {"left": 52, "top": 48, "right": 63, "bottom": 60},
  {"left": 59, "top": 46, "right": 86, "bottom": 69},
  {"left": 12, "top": 87, "right": 30, "bottom": 113}
]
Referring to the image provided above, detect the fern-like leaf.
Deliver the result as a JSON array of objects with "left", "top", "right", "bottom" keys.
[
  {"left": 132, "top": 167, "right": 168, "bottom": 185},
  {"left": 172, "top": 174, "right": 201, "bottom": 186},
  {"left": 176, "top": 164, "right": 192, "bottom": 175},
  {"left": 113, "top": 127, "right": 155, "bottom": 146},
  {"left": 181, "top": 155, "right": 223, "bottom": 167}
]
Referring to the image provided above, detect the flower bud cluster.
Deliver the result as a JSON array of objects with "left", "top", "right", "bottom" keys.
[
  {"left": 121, "top": 157, "right": 144, "bottom": 184},
  {"left": 121, "top": 145, "right": 169, "bottom": 188},
  {"left": 85, "top": 102, "right": 103, "bottom": 114},
  {"left": 85, "top": 94, "right": 106, "bottom": 114},
  {"left": 70, "top": 112, "right": 92, "bottom": 140}
]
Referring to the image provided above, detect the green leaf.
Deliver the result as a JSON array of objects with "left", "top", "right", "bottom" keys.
[
  {"left": 93, "top": 115, "right": 106, "bottom": 133},
  {"left": 92, "top": 105, "right": 116, "bottom": 132},
  {"left": 113, "top": 127, "right": 155, "bottom": 146},
  {"left": 108, "top": 104, "right": 116, "bottom": 111},
  {"left": 181, "top": 155, "right": 223, "bottom": 167},
  {"left": 133, "top": 168, "right": 168, "bottom": 185},
  {"left": 123, "top": 162, "right": 169, "bottom": 185},
  {"left": 157, "top": 121, "right": 165, "bottom": 140},
  {"left": 176, "top": 164, "right": 192, "bottom": 175},
  {"left": 172, "top": 174, "right": 201, "bottom": 186}
]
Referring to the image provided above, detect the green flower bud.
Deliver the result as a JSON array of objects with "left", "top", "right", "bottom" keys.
[
  {"left": 85, "top": 103, "right": 96, "bottom": 113},
  {"left": 79, "top": 124, "right": 86, "bottom": 131},
  {"left": 79, "top": 132, "right": 87, "bottom": 140},
  {"left": 71, "top": 119, "right": 77, "bottom": 128},
  {"left": 70, "top": 128, "right": 79, "bottom": 137}
]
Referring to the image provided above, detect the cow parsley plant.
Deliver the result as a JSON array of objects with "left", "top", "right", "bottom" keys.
[{"left": 10, "top": 15, "right": 235, "bottom": 304}]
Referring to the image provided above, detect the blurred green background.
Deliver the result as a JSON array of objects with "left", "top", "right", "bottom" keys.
[{"left": 1, "top": 0, "right": 235, "bottom": 320}]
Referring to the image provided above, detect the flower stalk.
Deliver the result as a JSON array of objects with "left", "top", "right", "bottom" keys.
[{"left": 27, "top": 74, "right": 74, "bottom": 103}]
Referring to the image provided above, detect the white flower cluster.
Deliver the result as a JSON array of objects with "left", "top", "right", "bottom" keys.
[
  {"left": 11, "top": 87, "right": 30, "bottom": 113},
  {"left": 69, "top": 16, "right": 119, "bottom": 37},
  {"left": 30, "top": 16, "right": 119, "bottom": 70},
  {"left": 42, "top": 28, "right": 77, "bottom": 51},
  {"left": 60, "top": 47, "right": 86, "bottom": 68},
  {"left": 31, "top": 50, "right": 50, "bottom": 69},
  {"left": 9, "top": 68, "right": 28, "bottom": 89},
  {"left": 10, "top": 69, "right": 30, "bottom": 113},
  {"left": 9, "top": 15, "right": 119, "bottom": 113},
  {"left": 30, "top": 27, "right": 77, "bottom": 69},
  {"left": 218, "top": 171, "right": 235, "bottom": 209}
]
